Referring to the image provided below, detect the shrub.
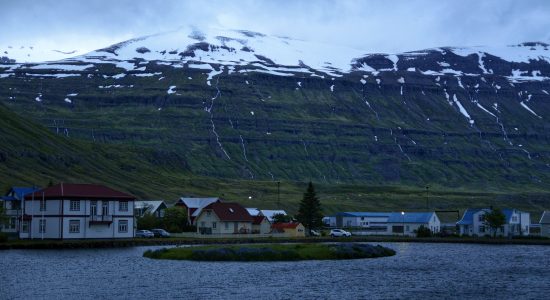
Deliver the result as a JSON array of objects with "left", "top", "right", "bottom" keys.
[
  {"left": 416, "top": 225, "right": 432, "bottom": 237},
  {"left": 0, "top": 232, "right": 7, "bottom": 243}
]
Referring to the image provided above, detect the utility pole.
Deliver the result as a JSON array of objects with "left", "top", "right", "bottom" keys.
[
  {"left": 277, "top": 181, "right": 280, "bottom": 209},
  {"left": 426, "top": 185, "right": 430, "bottom": 210}
]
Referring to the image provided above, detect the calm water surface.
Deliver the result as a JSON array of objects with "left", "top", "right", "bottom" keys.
[{"left": 1, "top": 242, "right": 549, "bottom": 299}]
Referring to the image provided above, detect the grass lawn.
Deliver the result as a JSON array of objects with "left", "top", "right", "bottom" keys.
[{"left": 143, "top": 243, "right": 396, "bottom": 261}]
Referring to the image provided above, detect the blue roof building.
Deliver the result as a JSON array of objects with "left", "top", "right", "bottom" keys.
[{"left": 323, "top": 211, "right": 441, "bottom": 236}]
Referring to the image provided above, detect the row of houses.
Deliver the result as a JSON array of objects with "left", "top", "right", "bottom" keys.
[
  {"left": 173, "top": 197, "right": 303, "bottom": 236},
  {"left": 0, "top": 183, "right": 304, "bottom": 239},
  {"left": 2, "top": 182, "right": 550, "bottom": 239},
  {"left": 324, "top": 207, "right": 537, "bottom": 237}
]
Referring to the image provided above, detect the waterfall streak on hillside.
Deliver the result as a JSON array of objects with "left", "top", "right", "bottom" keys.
[
  {"left": 207, "top": 76, "right": 231, "bottom": 160},
  {"left": 239, "top": 135, "right": 249, "bottom": 162},
  {"left": 302, "top": 139, "right": 309, "bottom": 156}
]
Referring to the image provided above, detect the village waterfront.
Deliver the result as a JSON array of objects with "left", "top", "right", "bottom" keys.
[{"left": 1, "top": 242, "right": 550, "bottom": 299}]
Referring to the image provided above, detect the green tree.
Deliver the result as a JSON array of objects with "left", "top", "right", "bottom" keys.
[
  {"left": 296, "top": 182, "right": 323, "bottom": 232},
  {"left": 162, "top": 206, "right": 187, "bottom": 233},
  {"left": 483, "top": 208, "right": 506, "bottom": 237},
  {"left": 136, "top": 213, "right": 160, "bottom": 230},
  {"left": 271, "top": 213, "right": 292, "bottom": 223},
  {"left": 0, "top": 204, "right": 6, "bottom": 227}
]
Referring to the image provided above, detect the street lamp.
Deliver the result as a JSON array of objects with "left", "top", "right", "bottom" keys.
[{"left": 401, "top": 211, "right": 405, "bottom": 237}]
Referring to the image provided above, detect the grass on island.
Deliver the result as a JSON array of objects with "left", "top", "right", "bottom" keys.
[{"left": 143, "top": 243, "right": 396, "bottom": 261}]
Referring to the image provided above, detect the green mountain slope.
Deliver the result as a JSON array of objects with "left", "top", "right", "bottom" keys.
[{"left": 0, "top": 102, "right": 548, "bottom": 216}]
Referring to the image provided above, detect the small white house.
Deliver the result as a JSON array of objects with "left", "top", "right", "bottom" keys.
[
  {"left": 457, "top": 208, "right": 530, "bottom": 237},
  {"left": 0, "top": 187, "right": 39, "bottom": 234},
  {"left": 175, "top": 197, "right": 221, "bottom": 225},
  {"left": 386, "top": 212, "right": 441, "bottom": 236},
  {"left": 134, "top": 200, "right": 168, "bottom": 218},
  {"left": 20, "top": 183, "right": 135, "bottom": 239}
]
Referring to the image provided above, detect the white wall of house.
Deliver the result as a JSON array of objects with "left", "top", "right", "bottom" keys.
[
  {"left": 19, "top": 199, "right": 134, "bottom": 239},
  {"left": 1, "top": 201, "right": 22, "bottom": 233},
  {"left": 195, "top": 210, "right": 252, "bottom": 234},
  {"left": 387, "top": 214, "right": 440, "bottom": 237},
  {"left": 1, "top": 203, "right": 20, "bottom": 233},
  {"left": 541, "top": 224, "right": 550, "bottom": 238},
  {"left": 519, "top": 212, "right": 530, "bottom": 236},
  {"left": 252, "top": 219, "right": 271, "bottom": 234}
]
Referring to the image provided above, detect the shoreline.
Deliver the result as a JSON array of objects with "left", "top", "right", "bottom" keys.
[{"left": 1, "top": 236, "right": 550, "bottom": 250}]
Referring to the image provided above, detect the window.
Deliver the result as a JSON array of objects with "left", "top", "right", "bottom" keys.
[
  {"left": 39, "top": 219, "right": 46, "bottom": 233},
  {"left": 102, "top": 201, "right": 109, "bottom": 215},
  {"left": 90, "top": 201, "right": 97, "bottom": 215},
  {"left": 69, "top": 220, "right": 80, "bottom": 233},
  {"left": 478, "top": 214, "right": 484, "bottom": 222},
  {"left": 512, "top": 216, "right": 518, "bottom": 222},
  {"left": 70, "top": 200, "right": 80, "bottom": 211},
  {"left": 22, "top": 221, "right": 29, "bottom": 233},
  {"left": 479, "top": 226, "right": 485, "bottom": 233},
  {"left": 206, "top": 211, "right": 211, "bottom": 216},
  {"left": 40, "top": 200, "right": 46, "bottom": 211},
  {"left": 201, "top": 221, "right": 206, "bottom": 227},
  {"left": 405, "top": 225, "right": 410, "bottom": 231},
  {"left": 119, "top": 201, "right": 128, "bottom": 212},
  {"left": 212, "top": 222, "right": 217, "bottom": 229},
  {"left": 225, "top": 222, "right": 229, "bottom": 229},
  {"left": 118, "top": 220, "right": 128, "bottom": 233},
  {"left": 8, "top": 217, "right": 16, "bottom": 229}
]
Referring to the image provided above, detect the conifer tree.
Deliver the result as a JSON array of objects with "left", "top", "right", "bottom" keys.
[{"left": 296, "top": 181, "right": 323, "bottom": 232}]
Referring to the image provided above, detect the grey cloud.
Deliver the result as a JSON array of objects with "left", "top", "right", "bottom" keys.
[{"left": 1, "top": 0, "right": 550, "bottom": 54}]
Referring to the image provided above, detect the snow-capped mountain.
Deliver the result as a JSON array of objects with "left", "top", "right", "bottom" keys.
[
  {"left": 3, "top": 26, "right": 550, "bottom": 81},
  {"left": 1, "top": 26, "right": 549, "bottom": 189}
]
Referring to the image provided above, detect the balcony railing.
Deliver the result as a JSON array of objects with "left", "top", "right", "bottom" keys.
[{"left": 89, "top": 215, "right": 113, "bottom": 222}]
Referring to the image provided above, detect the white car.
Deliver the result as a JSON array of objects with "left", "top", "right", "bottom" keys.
[
  {"left": 310, "top": 229, "right": 321, "bottom": 236},
  {"left": 330, "top": 229, "right": 352, "bottom": 237},
  {"left": 135, "top": 230, "right": 155, "bottom": 238}
]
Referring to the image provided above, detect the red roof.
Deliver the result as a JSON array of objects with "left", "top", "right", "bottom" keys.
[
  {"left": 24, "top": 183, "right": 135, "bottom": 200},
  {"left": 203, "top": 202, "right": 253, "bottom": 222},
  {"left": 252, "top": 215, "right": 268, "bottom": 225},
  {"left": 271, "top": 222, "right": 302, "bottom": 230}
]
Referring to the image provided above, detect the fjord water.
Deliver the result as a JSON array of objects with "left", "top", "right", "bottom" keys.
[{"left": 1, "top": 243, "right": 549, "bottom": 299}]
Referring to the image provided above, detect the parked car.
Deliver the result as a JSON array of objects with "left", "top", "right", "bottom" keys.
[
  {"left": 310, "top": 229, "right": 321, "bottom": 236},
  {"left": 135, "top": 230, "right": 155, "bottom": 238},
  {"left": 330, "top": 229, "right": 352, "bottom": 237},
  {"left": 151, "top": 229, "right": 171, "bottom": 238}
]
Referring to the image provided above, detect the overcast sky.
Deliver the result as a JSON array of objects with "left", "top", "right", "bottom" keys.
[{"left": 2, "top": 0, "right": 550, "bottom": 55}]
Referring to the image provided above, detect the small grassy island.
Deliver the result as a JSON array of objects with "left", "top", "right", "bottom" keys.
[{"left": 143, "top": 243, "right": 396, "bottom": 261}]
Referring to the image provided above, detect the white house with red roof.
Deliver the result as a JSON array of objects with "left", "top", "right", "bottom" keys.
[
  {"left": 20, "top": 183, "right": 136, "bottom": 239},
  {"left": 195, "top": 202, "right": 255, "bottom": 235}
]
